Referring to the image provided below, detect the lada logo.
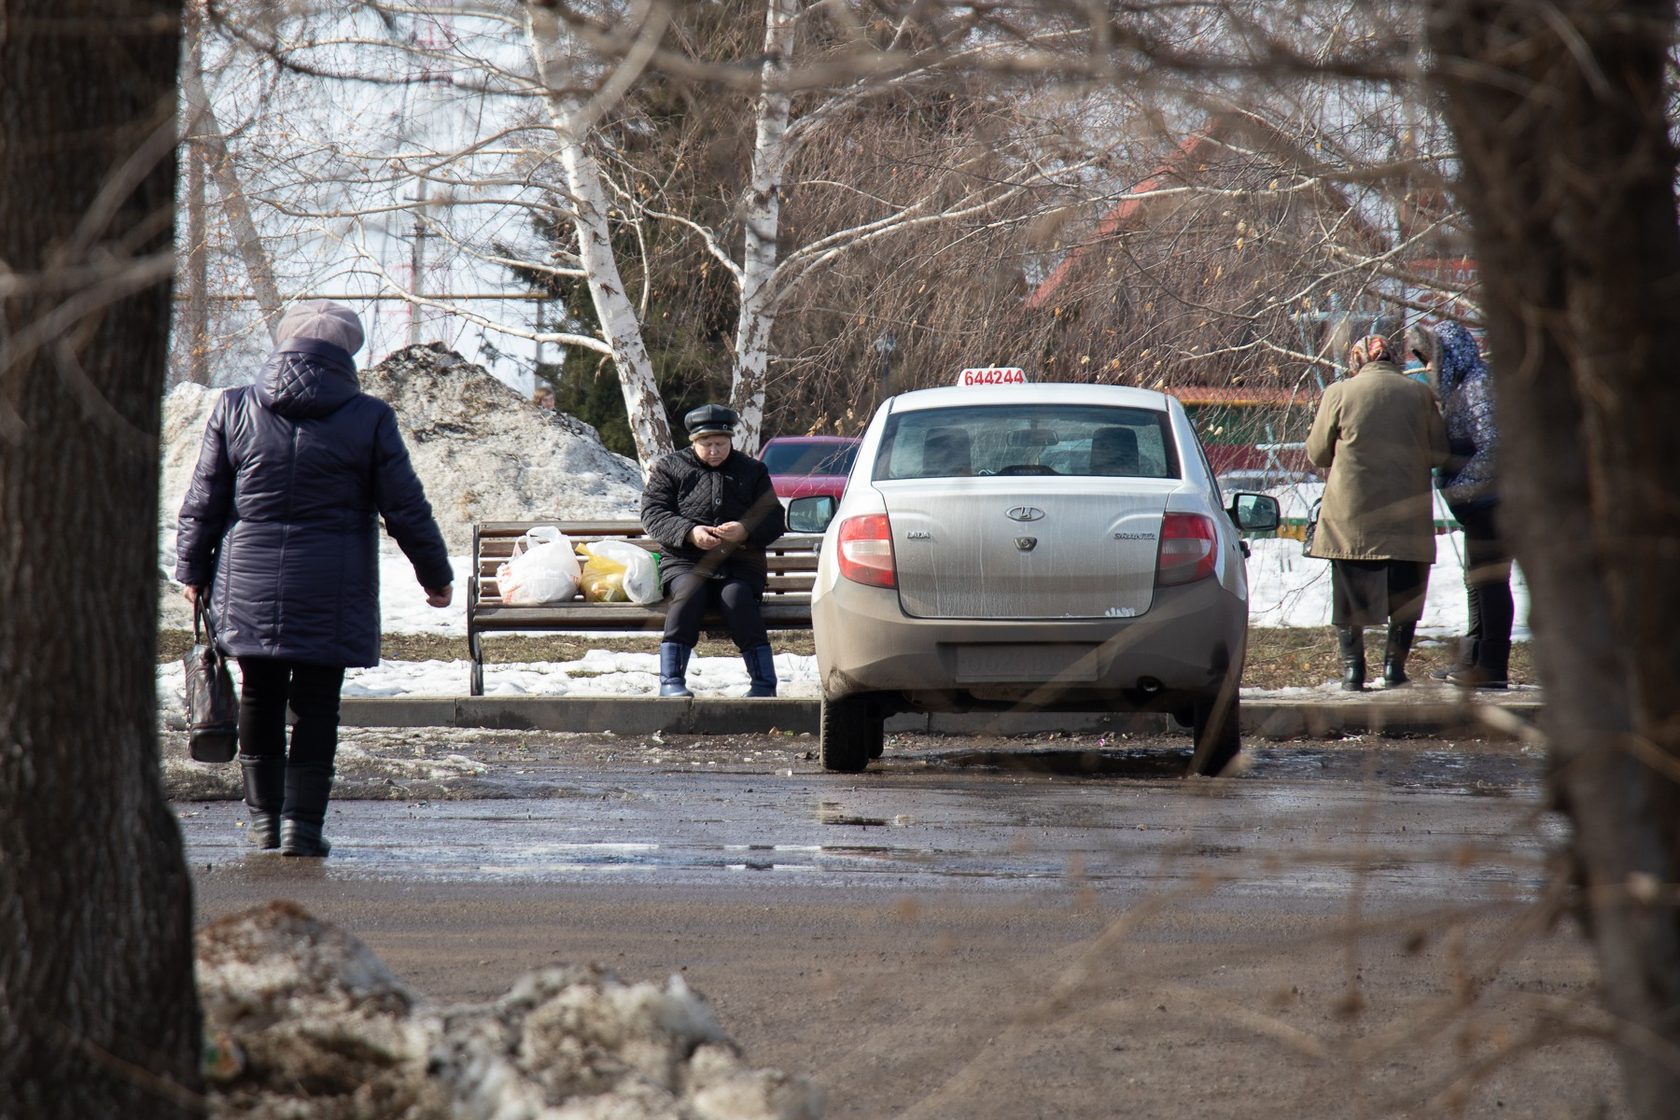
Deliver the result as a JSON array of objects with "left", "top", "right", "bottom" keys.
[
  {"left": 1015, "top": 537, "right": 1038, "bottom": 552},
  {"left": 1005, "top": 506, "right": 1045, "bottom": 522}
]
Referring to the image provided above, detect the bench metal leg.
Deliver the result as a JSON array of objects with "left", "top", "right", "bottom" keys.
[{"left": 468, "top": 631, "right": 484, "bottom": 696}]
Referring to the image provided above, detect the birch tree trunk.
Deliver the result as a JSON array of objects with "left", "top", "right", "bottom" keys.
[
  {"left": 0, "top": 1, "right": 203, "bottom": 1115},
  {"left": 525, "top": 5, "right": 673, "bottom": 468},
  {"left": 728, "top": 0, "right": 796, "bottom": 454},
  {"left": 1426, "top": 3, "right": 1680, "bottom": 1115}
]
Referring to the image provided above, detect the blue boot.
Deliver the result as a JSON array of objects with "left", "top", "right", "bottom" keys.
[
  {"left": 659, "top": 642, "right": 693, "bottom": 698},
  {"left": 742, "top": 643, "right": 777, "bottom": 698}
]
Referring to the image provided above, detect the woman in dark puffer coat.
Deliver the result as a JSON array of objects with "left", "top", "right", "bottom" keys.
[{"left": 176, "top": 301, "right": 453, "bottom": 857}]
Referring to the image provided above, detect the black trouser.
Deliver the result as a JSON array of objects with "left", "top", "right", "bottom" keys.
[
  {"left": 661, "top": 572, "right": 769, "bottom": 651},
  {"left": 235, "top": 657, "right": 346, "bottom": 769},
  {"left": 1452, "top": 502, "right": 1515, "bottom": 655}
]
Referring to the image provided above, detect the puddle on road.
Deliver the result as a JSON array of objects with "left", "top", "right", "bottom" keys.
[
  {"left": 180, "top": 743, "right": 1552, "bottom": 899},
  {"left": 928, "top": 748, "right": 1192, "bottom": 779}
]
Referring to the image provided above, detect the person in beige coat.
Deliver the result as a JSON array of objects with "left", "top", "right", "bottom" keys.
[{"left": 1307, "top": 334, "right": 1451, "bottom": 690}]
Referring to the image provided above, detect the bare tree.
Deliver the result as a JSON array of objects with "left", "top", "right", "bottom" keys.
[
  {"left": 1425, "top": 2, "right": 1680, "bottom": 1113},
  {"left": 0, "top": 0, "right": 202, "bottom": 1115},
  {"left": 196, "top": 2, "right": 1136, "bottom": 461},
  {"left": 555, "top": 2, "right": 1680, "bottom": 1110},
  {"left": 861, "top": 2, "right": 1680, "bottom": 1110}
]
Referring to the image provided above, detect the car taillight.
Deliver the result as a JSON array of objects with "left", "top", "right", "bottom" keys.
[
  {"left": 837, "top": 514, "right": 896, "bottom": 588},
  {"left": 1155, "top": 512, "right": 1218, "bottom": 586}
]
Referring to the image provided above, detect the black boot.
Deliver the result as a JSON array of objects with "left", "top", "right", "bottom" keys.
[
  {"left": 1337, "top": 627, "right": 1366, "bottom": 692},
  {"left": 1448, "top": 582, "right": 1512, "bottom": 689},
  {"left": 239, "top": 756, "right": 284, "bottom": 850},
  {"left": 742, "top": 643, "right": 777, "bottom": 698},
  {"left": 658, "top": 642, "right": 693, "bottom": 698},
  {"left": 1383, "top": 622, "right": 1416, "bottom": 687},
  {"left": 280, "top": 763, "right": 334, "bottom": 858}
]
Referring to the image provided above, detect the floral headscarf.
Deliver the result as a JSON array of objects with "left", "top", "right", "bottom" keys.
[{"left": 1346, "top": 334, "right": 1396, "bottom": 374}]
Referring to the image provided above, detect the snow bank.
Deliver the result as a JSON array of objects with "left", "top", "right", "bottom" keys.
[{"left": 158, "top": 343, "right": 645, "bottom": 627}]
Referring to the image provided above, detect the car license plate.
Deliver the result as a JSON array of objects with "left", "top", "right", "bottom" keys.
[{"left": 954, "top": 644, "right": 1100, "bottom": 683}]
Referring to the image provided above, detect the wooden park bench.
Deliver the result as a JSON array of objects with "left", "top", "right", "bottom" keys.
[{"left": 466, "top": 519, "right": 822, "bottom": 695}]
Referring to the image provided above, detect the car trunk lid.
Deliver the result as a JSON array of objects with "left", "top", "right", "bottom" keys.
[{"left": 880, "top": 484, "right": 1169, "bottom": 619}]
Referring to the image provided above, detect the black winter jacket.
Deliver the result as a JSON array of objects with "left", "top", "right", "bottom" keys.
[
  {"left": 639, "top": 446, "right": 786, "bottom": 591},
  {"left": 175, "top": 339, "right": 453, "bottom": 667}
]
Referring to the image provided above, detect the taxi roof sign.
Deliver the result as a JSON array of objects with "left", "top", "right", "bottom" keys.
[{"left": 956, "top": 366, "right": 1028, "bottom": 386}]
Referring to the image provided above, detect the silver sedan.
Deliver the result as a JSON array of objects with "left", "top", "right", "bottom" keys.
[{"left": 791, "top": 382, "right": 1279, "bottom": 776}]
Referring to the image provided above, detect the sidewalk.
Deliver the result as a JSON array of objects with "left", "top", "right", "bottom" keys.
[{"left": 338, "top": 684, "right": 1543, "bottom": 741}]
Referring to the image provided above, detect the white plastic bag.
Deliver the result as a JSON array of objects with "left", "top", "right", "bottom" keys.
[
  {"left": 496, "top": 526, "right": 582, "bottom": 605},
  {"left": 578, "top": 539, "right": 661, "bottom": 605}
]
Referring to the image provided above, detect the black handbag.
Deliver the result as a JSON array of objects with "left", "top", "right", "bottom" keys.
[
  {"left": 1301, "top": 498, "right": 1322, "bottom": 557},
  {"left": 184, "top": 600, "right": 238, "bottom": 763}
]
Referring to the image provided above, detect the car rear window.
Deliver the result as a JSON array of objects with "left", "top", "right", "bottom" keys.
[
  {"left": 873, "top": 404, "right": 1179, "bottom": 481},
  {"left": 762, "top": 441, "right": 859, "bottom": 476}
]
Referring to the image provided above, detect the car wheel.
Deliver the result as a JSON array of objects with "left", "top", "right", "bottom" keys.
[
  {"left": 1188, "top": 694, "right": 1241, "bottom": 777},
  {"left": 820, "top": 694, "right": 881, "bottom": 773}
]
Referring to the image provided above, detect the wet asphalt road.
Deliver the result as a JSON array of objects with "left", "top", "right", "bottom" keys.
[
  {"left": 178, "top": 732, "right": 1556, "bottom": 901},
  {"left": 182, "top": 731, "right": 1626, "bottom": 1120}
]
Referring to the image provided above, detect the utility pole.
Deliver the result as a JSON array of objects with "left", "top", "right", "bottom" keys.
[{"left": 409, "top": 186, "right": 427, "bottom": 347}]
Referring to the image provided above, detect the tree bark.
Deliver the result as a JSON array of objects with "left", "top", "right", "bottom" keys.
[
  {"left": 0, "top": 1, "right": 203, "bottom": 1116},
  {"left": 525, "top": 4, "right": 675, "bottom": 469},
  {"left": 183, "top": 0, "right": 209, "bottom": 384},
  {"left": 728, "top": 0, "right": 796, "bottom": 454},
  {"left": 1426, "top": 3, "right": 1680, "bottom": 1114}
]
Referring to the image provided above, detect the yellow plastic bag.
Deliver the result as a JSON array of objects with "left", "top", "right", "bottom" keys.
[
  {"left": 579, "top": 552, "right": 631, "bottom": 602},
  {"left": 577, "top": 540, "right": 661, "bottom": 604}
]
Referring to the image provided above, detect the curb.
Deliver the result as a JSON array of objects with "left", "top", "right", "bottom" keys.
[{"left": 338, "top": 695, "right": 1544, "bottom": 741}]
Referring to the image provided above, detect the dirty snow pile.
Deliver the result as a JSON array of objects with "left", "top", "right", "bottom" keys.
[
  {"left": 197, "top": 901, "right": 822, "bottom": 1120},
  {"left": 160, "top": 342, "right": 643, "bottom": 553},
  {"left": 157, "top": 343, "right": 644, "bottom": 628}
]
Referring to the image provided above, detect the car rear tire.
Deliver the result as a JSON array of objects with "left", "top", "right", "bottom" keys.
[
  {"left": 820, "top": 695, "right": 881, "bottom": 773},
  {"left": 1188, "top": 694, "right": 1241, "bottom": 777}
]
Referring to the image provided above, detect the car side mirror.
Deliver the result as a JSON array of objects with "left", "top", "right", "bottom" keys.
[
  {"left": 1227, "top": 493, "right": 1281, "bottom": 533},
  {"left": 788, "top": 495, "right": 837, "bottom": 533}
]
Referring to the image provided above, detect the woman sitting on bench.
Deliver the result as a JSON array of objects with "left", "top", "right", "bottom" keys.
[{"left": 639, "top": 404, "right": 787, "bottom": 697}]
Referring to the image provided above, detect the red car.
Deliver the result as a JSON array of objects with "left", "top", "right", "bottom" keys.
[{"left": 759, "top": 435, "right": 861, "bottom": 506}]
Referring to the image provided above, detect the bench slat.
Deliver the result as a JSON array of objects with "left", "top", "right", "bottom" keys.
[
  {"left": 474, "top": 600, "right": 813, "bottom": 630},
  {"left": 478, "top": 573, "right": 814, "bottom": 600},
  {"left": 468, "top": 520, "right": 822, "bottom": 695},
  {"left": 478, "top": 554, "right": 818, "bottom": 577}
]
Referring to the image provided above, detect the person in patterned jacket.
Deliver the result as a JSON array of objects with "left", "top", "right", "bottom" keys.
[{"left": 1428, "top": 321, "right": 1512, "bottom": 689}]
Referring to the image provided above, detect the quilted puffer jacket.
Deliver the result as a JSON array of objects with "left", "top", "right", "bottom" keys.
[
  {"left": 175, "top": 339, "right": 453, "bottom": 667},
  {"left": 1433, "top": 321, "right": 1500, "bottom": 515},
  {"left": 640, "top": 445, "right": 785, "bottom": 591}
]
